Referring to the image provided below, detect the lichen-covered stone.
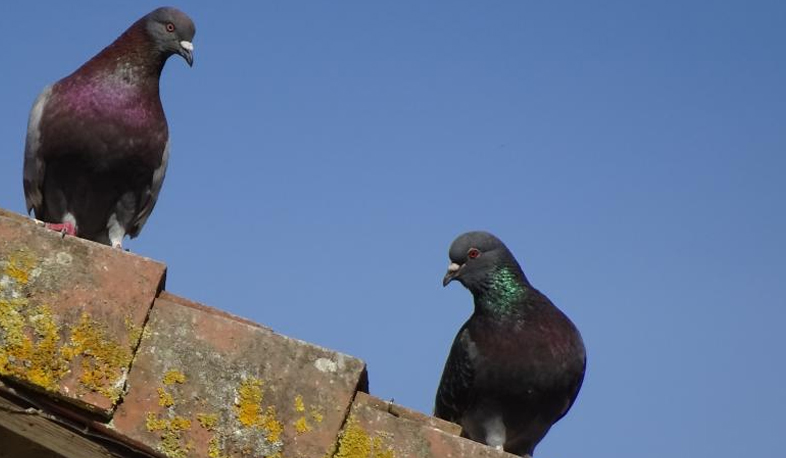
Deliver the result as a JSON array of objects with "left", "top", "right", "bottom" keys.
[
  {"left": 339, "top": 392, "right": 516, "bottom": 458},
  {"left": 0, "top": 210, "right": 166, "bottom": 415},
  {"left": 112, "top": 293, "right": 366, "bottom": 458}
]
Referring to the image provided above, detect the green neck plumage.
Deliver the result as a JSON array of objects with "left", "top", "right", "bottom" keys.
[{"left": 474, "top": 266, "right": 528, "bottom": 316}]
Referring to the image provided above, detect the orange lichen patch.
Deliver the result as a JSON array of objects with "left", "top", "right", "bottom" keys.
[
  {"left": 163, "top": 369, "right": 186, "bottom": 385},
  {"left": 63, "top": 312, "right": 133, "bottom": 402},
  {"left": 146, "top": 413, "right": 193, "bottom": 458}
]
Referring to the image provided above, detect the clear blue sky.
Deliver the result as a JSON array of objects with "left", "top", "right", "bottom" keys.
[{"left": 1, "top": 1, "right": 785, "bottom": 457}]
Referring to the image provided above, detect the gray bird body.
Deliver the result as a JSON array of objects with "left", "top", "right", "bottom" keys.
[
  {"left": 23, "top": 7, "right": 195, "bottom": 248},
  {"left": 436, "top": 231, "right": 586, "bottom": 457}
]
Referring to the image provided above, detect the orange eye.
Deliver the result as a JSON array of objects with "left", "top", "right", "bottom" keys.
[
  {"left": 166, "top": 22, "right": 176, "bottom": 32},
  {"left": 468, "top": 248, "right": 480, "bottom": 259}
]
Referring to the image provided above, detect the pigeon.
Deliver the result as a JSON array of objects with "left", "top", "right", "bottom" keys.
[
  {"left": 22, "top": 7, "right": 195, "bottom": 248},
  {"left": 435, "top": 231, "right": 586, "bottom": 457}
]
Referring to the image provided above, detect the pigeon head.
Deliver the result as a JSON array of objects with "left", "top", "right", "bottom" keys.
[
  {"left": 143, "top": 7, "right": 196, "bottom": 66},
  {"left": 442, "top": 231, "right": 528, "bottom": 293}
]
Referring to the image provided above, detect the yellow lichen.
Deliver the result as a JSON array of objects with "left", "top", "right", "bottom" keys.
[
  {"left": 124, "top": 315, "right": 143, "bottom": 348},
  {"left": 163, "top": 369, "right": 186, "bottom": 385},
  {"left": 334, "top": 415, "right": 396, "bottom": 458},
  {"left": 311, "top": 408, "right": 324, "bottom": 423},
  {"left": 146, "top": 412, "right": 169, "bottom": 431},
  {"left": 25, "top": 305, "right": 67, "bottom": 388},
  {"left": 197, "top": 413, "right": 219, "bottom": 430},
  {"left": 334, "top": 415, "right": 369, "bottom": 458},
  {"left": 208, "top": 436, "right": 228, "bottom": 458},
  {"left": 160, "top": 431, "right": 190, "bottom": 458},
  {"left": 170, "top": 416, "right": 192, "bottom": 430},
  {"left": 158, "top": 387, "right": 175, "bottom": 407},
  {"left": 0, "top": 301, "right": 71, "bottom": 391},
  {"left": 0, "top": 252, "right": 135, "bottom": 405},
  {"left": 155, "top": 370, "right": 185, "bottom": 407},
  {"left": 294, "top": 416, "right": 311, "bottom": 434},
  {"left": 233, "top": 377, "right": 283, "bottom": 445},
  {"left": 235, "top": 377, "right": 264, "bottom": 427},
  {"left": 294, "top": 394, "right": 306, "bottom": 412},
  {"left": 146, "top": 413, "right": 193, "bottom": 458},
  {"left": 261, "top": 406, "right": 284, "bottom": 443},
  {"left": 371, "top": 437, "right": 395, "bottom": 458},
  {"left": 293, "top": 394, "right": 311, "bottom": 434},
  {"left": 64, "top": 312, "right": 132, "bottom": 402},
  {"left": 0, "top": 253, "right": 72, "bottom": 393},
  {"left": 3, "top": 251, "right": 37, "bottom": 285}
]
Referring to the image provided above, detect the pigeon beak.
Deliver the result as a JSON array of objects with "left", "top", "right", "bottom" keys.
[
  {"left": 442, "top": 263, "right": 462, "bottom": 287},
  {"left": 178, "top": 41, "right": 194, "bottom": 67}
]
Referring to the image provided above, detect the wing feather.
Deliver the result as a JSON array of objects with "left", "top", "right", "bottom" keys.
[
  {"left": 23, "top": 85, "right": 53, "bottom": 215},
  {"left": 435, "top": 326, "right": 476, "bottom": 423},
  {"left": 129, "top": 139, "right": 169, "bottom": 237}
]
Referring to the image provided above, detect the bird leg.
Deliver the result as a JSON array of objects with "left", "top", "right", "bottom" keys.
[
  {"left": 44, "top": 222, "right": 76, "bottom": 237},
  {"left": 106, "top": 214, "right": 125, "bottom": 249}
]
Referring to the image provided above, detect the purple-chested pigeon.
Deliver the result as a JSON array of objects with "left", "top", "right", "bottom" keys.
[{"left": 23, "top": 7, "right": 195, "bottom": 248}]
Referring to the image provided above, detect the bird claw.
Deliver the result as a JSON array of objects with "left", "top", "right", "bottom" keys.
[{"left": 44, "top": 222, "right": 76, "bottom": 237}]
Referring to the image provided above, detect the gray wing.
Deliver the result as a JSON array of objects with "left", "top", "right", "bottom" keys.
[
  {"left": 129, "top": 139, "right": 169, "bottom": 238},
  {"left": 23, "top": 85, "right": 53, "bottom": 215},
  {"left": 434, "top": 326, "right": 476, "bottom": 422}
]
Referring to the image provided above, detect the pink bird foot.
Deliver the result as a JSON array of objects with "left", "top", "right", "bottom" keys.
[{"left": 45, "top": 222, "right": 76, "bottom": 237}]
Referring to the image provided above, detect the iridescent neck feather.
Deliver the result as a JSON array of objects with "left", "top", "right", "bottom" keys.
[{"left": 474, "top": 266, "right": 528, "bottom": 316}]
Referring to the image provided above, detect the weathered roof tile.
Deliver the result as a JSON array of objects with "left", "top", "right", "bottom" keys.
[
  {"left": 112, "top": 294, "right": 366, "bottom": 458},
  {"left": 0, "top": 210, "right": 165, "bottom": 416}
]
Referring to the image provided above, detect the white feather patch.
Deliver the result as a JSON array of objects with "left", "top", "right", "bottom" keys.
[
  {"left": 63, "top": 212, "right": 77, "bottom": 229},
  {"left": 26, "top": 87, "right": 50, "bottom": 156},
  {"left": 484, "top": 415, "right": 506, "bottom": 449}
]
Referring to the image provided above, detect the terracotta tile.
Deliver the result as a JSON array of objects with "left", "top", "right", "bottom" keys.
[
  {"left": 354, "top": 392, "right": 461, "bottom": 436},
  {"left": 113, "top": 296, "right": 366, "bottom": 458},
  {"left": 335, "top": 391, "right": 516, "bottom": 458},
  {"left": 0, "top": 209, "right": 28, "bottom": 224},
  {"left": 0, "top": 212, "right": 166, "bottom": 416}
]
